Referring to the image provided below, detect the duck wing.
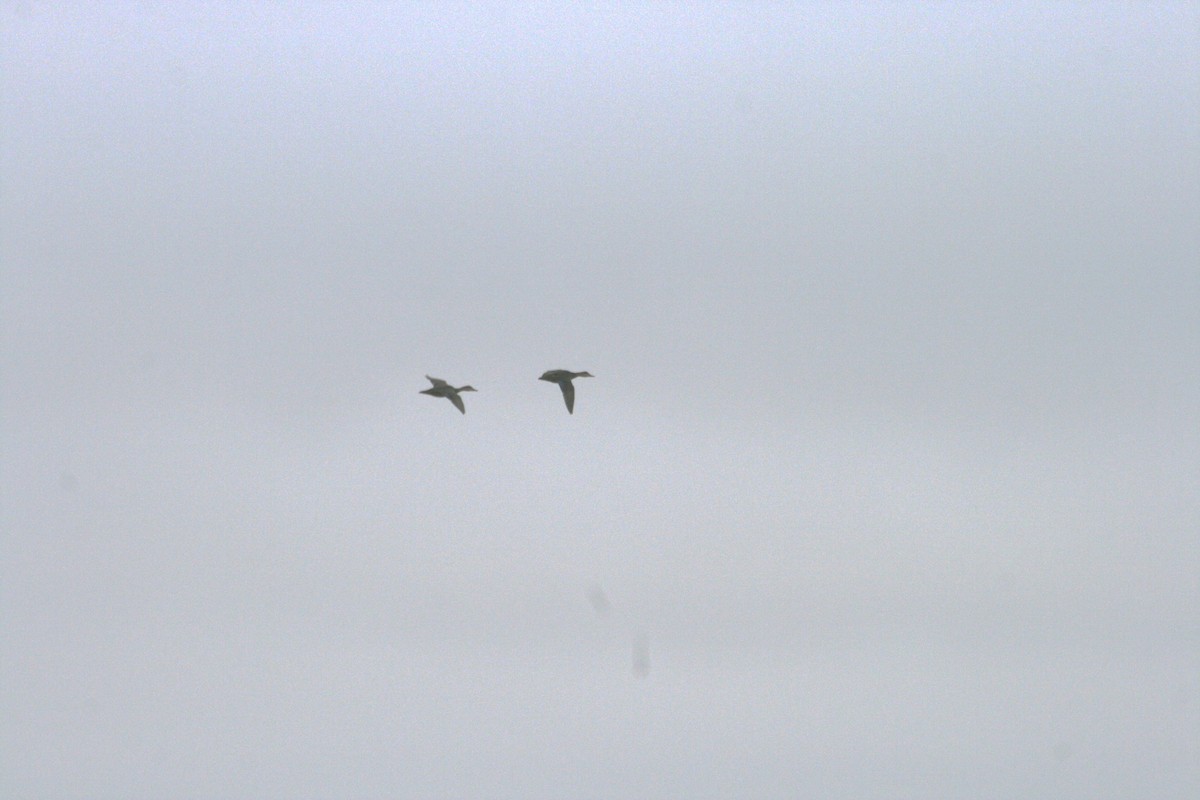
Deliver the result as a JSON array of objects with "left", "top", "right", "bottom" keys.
[
  {"left": 426, "top": 375, "right": 449, "bottom": 388},
  {"left": 559, "top": 380, "right": 575, "bottom": 414},
  {"left": 448, "top": 392, "right": 466, "bottom": 414}
]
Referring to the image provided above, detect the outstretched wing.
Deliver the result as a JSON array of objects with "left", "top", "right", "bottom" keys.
[
  {"left": 426, "top": 375, "right": 449, "bottom": 388},
  {"left": 448, "top": 393, "right": 466, "bottom": 414},
  {"left": 559, "top": 380, "right": 575, "bottom": 414}
]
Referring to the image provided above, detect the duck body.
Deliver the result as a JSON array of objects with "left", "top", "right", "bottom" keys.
[
  {"left": 419, "top": 375, "right": 476, "bottom": 414},
  {"left": 539, "top": 369, "right": 593, "bottom": 414}
]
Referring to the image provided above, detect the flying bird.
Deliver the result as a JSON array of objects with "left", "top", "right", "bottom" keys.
[
  {"left": 419, "top": 375, "right": 476, "bottom": 414},
  {"left": 539, "top": 369, "right": 594, "bottom": 414}
]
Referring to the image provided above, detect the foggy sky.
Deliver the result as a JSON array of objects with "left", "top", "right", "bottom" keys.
[{"left": 3, "top": 3, "right": 1198, "bottom": 798}]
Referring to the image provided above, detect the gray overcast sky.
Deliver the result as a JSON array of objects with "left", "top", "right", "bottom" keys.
[{"left": 2, "top": 2, "right": 1198, "bottom": 798}]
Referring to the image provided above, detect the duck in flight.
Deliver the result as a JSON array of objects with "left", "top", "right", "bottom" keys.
[
  {"left": 420, "top": 375, "right": 476, "bottom": 414},
  {"left": 539, "top": 369, "right": 593, "bottom": 414}
]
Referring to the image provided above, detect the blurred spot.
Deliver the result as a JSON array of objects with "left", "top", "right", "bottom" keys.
[
  {"left": 586, "top": 584, "right": 610, "bottom": 616},
  {"left": 632, "top": 635, "right": 650, "bottom": 678},
  {"left": 58, "top": 471, "right": 78, "bottom": 492}
]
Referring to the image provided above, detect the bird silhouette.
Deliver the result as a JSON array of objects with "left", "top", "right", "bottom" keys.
[
  {"left": 539, "top": 369, "right": 593, "bottom": 414},
  {"left": 419, "top": 375, "right": 476, "bottom": 414}
]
